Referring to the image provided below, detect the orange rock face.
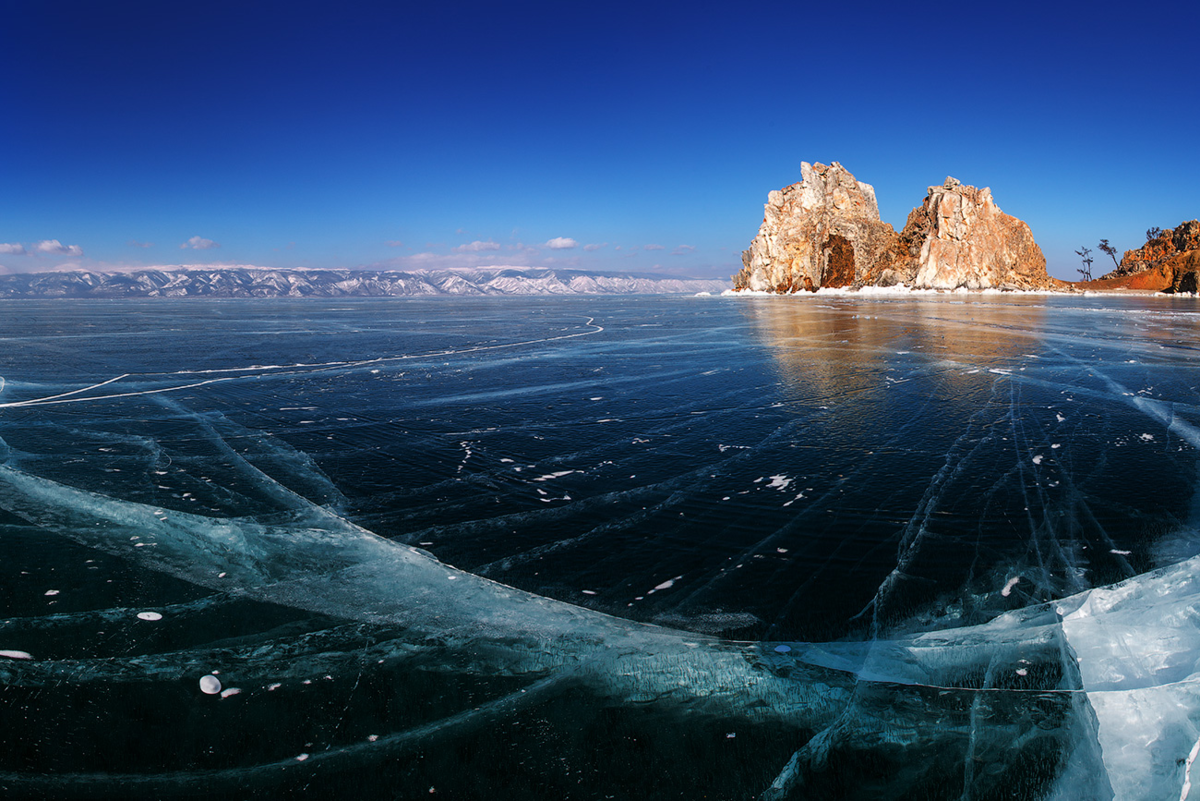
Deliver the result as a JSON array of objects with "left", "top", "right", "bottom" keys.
[
  {"left": 1074, "top": 250, "right": 1200, "bottom": 293},
  {"left": 1100, "top": 220, "right": 1200, "bottom": 281},
  {"left": 1073, "top": 263, "right": 1177, "bottom": 292}
]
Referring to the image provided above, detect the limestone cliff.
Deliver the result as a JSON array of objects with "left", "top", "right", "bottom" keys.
[
  {"left": 901, "top": 178, "right": 1054, "bottom": 290},
  {"left": 732, "top": 164, "right": 1059, "bottom": 292},
  {"left": 733, "top": 162, "right": 901, "bottom": 292}
]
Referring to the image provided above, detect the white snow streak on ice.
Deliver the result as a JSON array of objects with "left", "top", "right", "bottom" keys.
[{"left": 1180, "top": 736, "right": 1200, "bottom": 801}]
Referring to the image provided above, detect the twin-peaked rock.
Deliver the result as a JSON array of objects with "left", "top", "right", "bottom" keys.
[{"left": 733, "top": 162, "right": 1059, "bottom": 292}]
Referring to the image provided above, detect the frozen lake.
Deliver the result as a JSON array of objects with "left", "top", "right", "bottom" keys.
[{"left": 2, "top": 293, "right": 1200, "bottom": 799}]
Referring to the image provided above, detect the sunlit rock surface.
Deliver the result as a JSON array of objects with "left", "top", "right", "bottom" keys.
[
  {"left": 733, "top": 165, "right": 1060, "bottom": 292},
  {"left": 904, "top": 177, "right": 1056, "bottom": 290},
  {"left": 1101, "top": 220, "right": 1200, "bottom": 281},
  {"left": 733, "top": 162, "right": 904, "bottom": 292}
]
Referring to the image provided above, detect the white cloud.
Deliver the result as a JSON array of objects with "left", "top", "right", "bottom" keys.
[
  {"left": 671, "top": 244, "right": 696, "bottom": 255},
  {"left": 34, "top": 240, "right": 83, "bottom": 256},
  {"left": 545, "top": 237, "right": 578, "bottom": 250},
  {"left": 180, "top": 235, "right": 219, "bottom": 250},
  {"left": 582, "top": 242, "right": 607, "bottom": 252},
  {"left": 0, "top": 243, "right": 26, "bottom": 255},
  {"left": 127, "top": 240, "right": 153, "bottom": 248},
  {"left": 453, "top": 240, "right": 501, "bottom": 252},
  {"left": 644, "top": 243, "right": 665, "bottom": 251},
  {"left": 385, "top": 240, "right": 405, "bottom": 247}
]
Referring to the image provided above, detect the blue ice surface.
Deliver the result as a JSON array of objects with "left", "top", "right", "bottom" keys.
[{"left": 1, "top": 292, "right": 1200, "bottom": 799}]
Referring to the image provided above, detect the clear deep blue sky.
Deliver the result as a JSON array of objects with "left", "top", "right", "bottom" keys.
[{"left": 3, "top": 1, "right": 1197, "bottom": 281}]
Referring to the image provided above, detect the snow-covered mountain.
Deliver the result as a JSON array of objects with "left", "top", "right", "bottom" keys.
[{"left": 0, "top": 267, "right": 728, "bottom": 298}]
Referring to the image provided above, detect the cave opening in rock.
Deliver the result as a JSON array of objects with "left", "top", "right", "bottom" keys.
[{"left": 822, "top": 234, "right": 856, "bottom": 288}]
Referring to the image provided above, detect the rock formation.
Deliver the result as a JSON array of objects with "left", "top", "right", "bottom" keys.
[
  {"left": 1096, "top": 220, "right": 1200, "bottom": 292},
  {"left": 733, "top": 162, "right": 902, "bottom": 292},
  {"left": 901, "top": 178, "right": 1055, "bottom": 290},
  {"left": 732, "top": 163, "right": 1061, "bottom": 292}
]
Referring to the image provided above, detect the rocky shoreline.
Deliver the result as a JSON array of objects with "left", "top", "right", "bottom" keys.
[{"left": 732, "top": 162, "right": 1198, "bottom": 295}]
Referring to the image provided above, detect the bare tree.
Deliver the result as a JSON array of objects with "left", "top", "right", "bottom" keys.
[
  {"left": 1075, "top": 246, "right": 1094, "bottom": 281},
  {"left": 1147, "top": 227, "right": 1163, "bottom": 242},
  {"left": 1098, "top": 239, "right": 1119, "bottom": 269}
]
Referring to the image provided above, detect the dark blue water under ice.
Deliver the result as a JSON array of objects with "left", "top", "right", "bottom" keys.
[{"left": 2, "top": 293, "right": 1200, "bottom": 799}]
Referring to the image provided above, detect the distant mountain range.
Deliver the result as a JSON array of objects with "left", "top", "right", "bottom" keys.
[{"left": 0, "top": 267, "right": 729, "bottom": 298}]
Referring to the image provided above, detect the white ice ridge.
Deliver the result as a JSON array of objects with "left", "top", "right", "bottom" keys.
[
  {"left": 0, "top": 316, "right": 605, "bottom": 410},
  {"left": 1055, "top": 557, "right": 1200, "bottom": 801},
  {"left": 0, "top": 463, "right": 850, "bottom": 728},
  {"left": 7, "top": 458, "right": 1200, "bottom": 797},
  {"left": 0, "top": 458, "right": 1110, "bottom": 795}
]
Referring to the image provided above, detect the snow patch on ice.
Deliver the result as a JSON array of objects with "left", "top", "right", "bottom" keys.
[
  {"left": 647, "top": 575, "right": 682, "bottom": 594},
  {"left": 1180, "top": 736, "right": 1200, "bottom": 801},
  {"left": 533, "top": 470, "right": 577, "bottom": 482}
]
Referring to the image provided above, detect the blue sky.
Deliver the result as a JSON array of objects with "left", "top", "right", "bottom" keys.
[{"left": 2, "top": 1, "right": 1198, "bottom": 281}]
